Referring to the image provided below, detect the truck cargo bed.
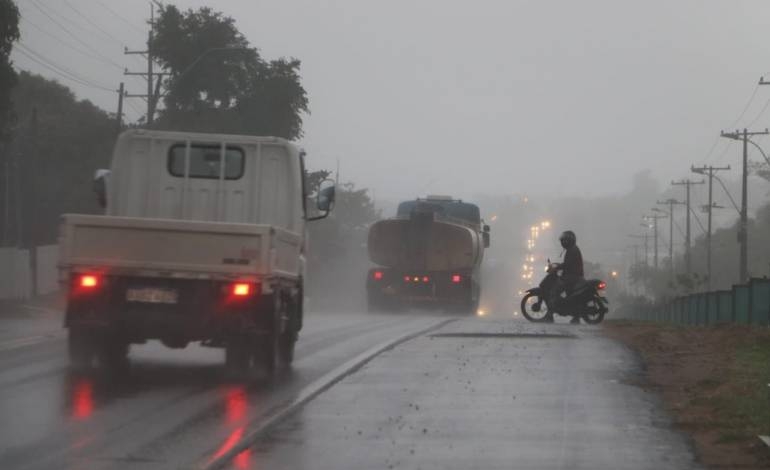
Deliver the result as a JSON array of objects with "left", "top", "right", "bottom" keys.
[{"left": 59, "top": 214, "right": 301, "bottom": 280}]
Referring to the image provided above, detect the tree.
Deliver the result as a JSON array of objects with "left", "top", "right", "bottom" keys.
[
  {"left": 150, "top": 5, "right": 309, "bottom": 139},
  {"left": 0, "top": 72, "right": 114, "bottom": 246},
  {"left": 0, "top": 0, "right": 20, "bottom": 140},
  {"left": 749, "top": 160, "right": 770, "bottom": 182},
  {"left": 305, "top": 180, "right": 380, "bottom": 309}
]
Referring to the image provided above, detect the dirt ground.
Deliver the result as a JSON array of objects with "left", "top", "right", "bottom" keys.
[{"left": 603, "top": 321, "right": 770, "bottom": 470}]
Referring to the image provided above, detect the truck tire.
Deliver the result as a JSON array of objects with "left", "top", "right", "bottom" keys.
[
  {"left": 99, "top": 335, "right": 130, "bottom": 371},
  {"left": 254, "top": 293, "right": 282, "bottom": 375},
  {"left": 225, "top": 334, "right": 251, "bottom": 373},
  {"left": 279, "top": 330, "right": 296, "bottom": 365},
  {"left": 279, "top": 294, "right": 298, "bottom": 365},
  {"left": 68, "top": 328, "right": 96, "bottom": 370},
  {"left": 366, "top": 291, "right": 381, "bottom": 312},
  {"left": 256, "top": 329, "right": 279, "bottom": 376}
]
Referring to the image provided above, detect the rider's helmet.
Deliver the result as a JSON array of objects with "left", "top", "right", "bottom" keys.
[{"left": 559, "top": 230, "right": 576, "bottom": 249}]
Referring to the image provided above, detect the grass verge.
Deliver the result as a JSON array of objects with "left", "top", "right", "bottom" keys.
[{"left": 603, "top": 321, "right": 770, "bottom": 469}]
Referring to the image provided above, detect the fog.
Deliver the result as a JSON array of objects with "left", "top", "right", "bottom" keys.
[
  {"left": 13, "top": 0, "right": 770, "bottom": 201},
  {"left": 9, "top": 0, "right": 770, "bottom": 313}
]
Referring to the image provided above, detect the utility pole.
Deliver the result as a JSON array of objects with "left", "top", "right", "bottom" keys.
[
  {"left": 671, "top": 179, "right": 704, "bottom": 275},
  {"left": 720, "top": 128, "right": 769, "bottom": 283},
  {"left": 643, "top": 213, "right": 666, "bottom": 270},
  {"left": 22, "top": 108, "right": 39, "bottom": 297},
  {"left": 655, "top": 199, "right": 684, "bottom": 278},
  {"left": 626, "top": 244, "right": 642, "bottom": 295},
  {"left": 691, "top": 164, "right": 730, "bottom": 291},
  {"left": 628, "top": 234, "right": 649, "bottom": 266},
  {"left": 628, "top": 234, "right": 649, "bottom": 296},
  {"left": 124, "top": 4, "right": 164, "bottom": 126},
  {"left": 115, "top": 82, "right": 125, "bottom": 136}
]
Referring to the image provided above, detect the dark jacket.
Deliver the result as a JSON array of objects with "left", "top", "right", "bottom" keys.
[{"left": 562, "top": 245, "right": 584, "bottom": 282}]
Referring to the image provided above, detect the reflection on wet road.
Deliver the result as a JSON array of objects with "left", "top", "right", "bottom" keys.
[
  {"left": 223, "top": 319, "right": 702, "bottom": 470},
  {"left": 0, "top": 312, "right": 442, "bottom": 470}
]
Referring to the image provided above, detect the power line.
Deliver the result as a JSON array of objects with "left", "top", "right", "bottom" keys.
[
  {"left": 18, "top": 14, "right": 124, "bottom": 72},
  {"left": 747, "top": 95, "right": 770, "bottom": 128},
  {"left": 15, "top": 43, "right": 114, "bottom": 92},
  {"left": 29, "top": 0, "right": 125, "bottom": 70},
  {"left": 94, "top": 0, "right": 146, "bottom": 34},
  {"left": 709, "top": 139, "right": 733, "bottom": 163},
  {"left": 671, "top": 179, "right": 705, "bottom": 274},
  {"left": 61, "top": 0, "right": 128, "bottom": 47},
  {"left": 729, "top": 83, "right": 760, "bottom": 128}
]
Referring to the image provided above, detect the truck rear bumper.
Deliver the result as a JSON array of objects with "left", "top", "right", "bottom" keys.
[
  {"left": 366, "top": 268, "right": 474, "bottom": 305},
  {"left": 65, "top": 274, "right": 272, "bottom": 344}
]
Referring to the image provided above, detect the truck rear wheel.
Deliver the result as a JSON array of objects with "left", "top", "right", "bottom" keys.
[
  {"left": 254, "top": 293, "right": 284, "bottom": 375},
  {"left": 278, "top": 295, "right": 298, "bottom": 365},
  {"left": 225, "top": 334, "right": 251, "bottom": 370},
  {"left": 68, "top": 328, "right": 97, "bottom": 369},
  {"left": 99, "top": 336, "right": 130, "bottom": 371}
]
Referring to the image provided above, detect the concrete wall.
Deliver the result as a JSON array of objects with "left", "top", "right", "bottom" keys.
[{"left": 0, "top": 245, "right": 59, "bottom": 300}]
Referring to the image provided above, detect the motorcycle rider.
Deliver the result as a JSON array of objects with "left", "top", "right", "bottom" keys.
[{"left": 546, "top": 230, "right": 584, "bottom": 324}]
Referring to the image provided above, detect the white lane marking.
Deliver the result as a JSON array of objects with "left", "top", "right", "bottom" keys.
[
  {"left": 0, "top": 331, "right": 65, "bottom": 352},
  {"left": 20, "top": 304, "right": 61, "bottom": 315},
  {"left": 201, "top": 317, "right": 456, "bottom": 470},
  {"left": 760, "top": 435, "right": 770, "bottom": 448}
]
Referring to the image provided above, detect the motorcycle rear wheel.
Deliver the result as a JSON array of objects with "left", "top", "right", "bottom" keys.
[
  {"left": 581, "top": 298, "right": 606, "bottom": 325},
  {"left": 520, "top": 292, "right": 550, "bottom": 322}
]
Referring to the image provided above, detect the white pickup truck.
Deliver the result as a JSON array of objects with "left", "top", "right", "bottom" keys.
[{"left": 58, "top": 129, "right": 335, "bottom": 375}]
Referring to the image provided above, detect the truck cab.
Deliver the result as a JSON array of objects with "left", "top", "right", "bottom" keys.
[{"left": 59, "top": 129, "right": 334, "bottom": 375}]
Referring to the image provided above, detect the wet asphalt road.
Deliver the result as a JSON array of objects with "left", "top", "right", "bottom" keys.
[
  {"left": 224, "top": 318, "right": 702, "bottom": 470},
  {"left": 0, "top": 309, "right": 702, "bottom": 470},
  {"left": 0, "top": 310, "right": 444, "bottom": 470}
]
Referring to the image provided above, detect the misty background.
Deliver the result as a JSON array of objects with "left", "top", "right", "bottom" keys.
[{"left": 2, "top": 0, "right": 770, "bottom": 312}]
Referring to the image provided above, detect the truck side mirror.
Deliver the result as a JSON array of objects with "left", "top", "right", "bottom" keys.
[
  {"left": 482, "top": 224, "right": 490, "bottom": 247},
  {"left": 308, "top": 179, "right": 336, "bottom": 221},
  {"left": 92, "top": 169, "right": 110, "bottom": 208}
]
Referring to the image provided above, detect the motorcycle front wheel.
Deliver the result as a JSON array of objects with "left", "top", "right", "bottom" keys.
[{"left": 520, "top": 292, "right": 550, "bottom": 322}]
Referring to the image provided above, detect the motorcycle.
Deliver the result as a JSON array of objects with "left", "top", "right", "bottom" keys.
[{"left": 520, "top": 260, "right": 608, "bottom": 324}]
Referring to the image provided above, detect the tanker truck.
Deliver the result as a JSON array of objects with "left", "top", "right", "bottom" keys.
[{"left": 366, "top": 196, "right": 490, "bottom": 313}]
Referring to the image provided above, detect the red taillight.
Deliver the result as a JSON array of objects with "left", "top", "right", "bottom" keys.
[
  {"left": 404, "top": 276, "right": 411, "bottom": 282},
  {"left": 79, "top": 275, "right": 99, "bottom": 288},
  {"left": 598, "top": 281, "right": 607, "bottom": 290},
  {"left": 232, "top": 283, "right": 252, "bottom": 297},
  {"left": 374, "top": 271, "right": 384, "bottom": 280},
  {"left": 422, "top": 276, "right": 430, "bottom": 283},
  {"left": 451, "top": 274, "right": 461, "bottom": 284}
]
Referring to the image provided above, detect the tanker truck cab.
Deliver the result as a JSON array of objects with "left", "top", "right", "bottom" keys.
[
  {"left": 366, "top": 196, "right": 489, "bottom": 314},
  {"left": 59, "top": 129, "right": 335, "bottom": 374}
]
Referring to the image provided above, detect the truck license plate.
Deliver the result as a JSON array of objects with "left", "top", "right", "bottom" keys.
[{"left": 126, "top": 287, "right": 178, "bottom": 304}]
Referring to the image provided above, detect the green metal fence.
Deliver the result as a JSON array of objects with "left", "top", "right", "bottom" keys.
[
  {"left": 750, "top": 279, "right": 770, "bottom": 326},
  {"left": 634, "top": 278, "right": 770, "bottom": 326}
]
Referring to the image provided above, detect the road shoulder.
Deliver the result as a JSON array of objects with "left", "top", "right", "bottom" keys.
[
  {"left": 226, "top": 319, "right": 700, "bottom": 470},
  {"left": 603, "top": 320, "right": 770, "bottom": 469}
]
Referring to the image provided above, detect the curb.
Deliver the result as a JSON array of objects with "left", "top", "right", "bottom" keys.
[{"left": 201, "top": 317, "right": 455, "bottom": 470}]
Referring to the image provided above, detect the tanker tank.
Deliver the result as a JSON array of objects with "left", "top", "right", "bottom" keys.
[{"left": 366, "top": 196, "right": 490, "bottom": 313}]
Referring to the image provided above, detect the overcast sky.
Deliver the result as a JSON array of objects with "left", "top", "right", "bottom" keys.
[{"left": 11, "top": 0, "right": 770, "bottom": 202}]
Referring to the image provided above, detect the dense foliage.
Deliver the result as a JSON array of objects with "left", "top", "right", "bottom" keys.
[
  {"left": 0, "top": 72, "right": 115, "bottom": 246},
  {"left": 150, "top": 5, "right": 309, "bottom": 139},
  {"left": 0, "top": 0, "right": 20, "bottom": 140}
]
